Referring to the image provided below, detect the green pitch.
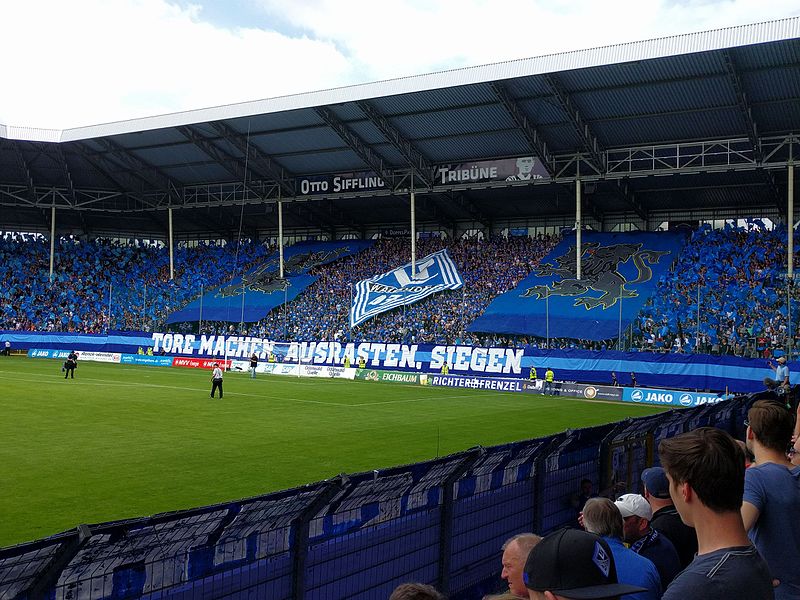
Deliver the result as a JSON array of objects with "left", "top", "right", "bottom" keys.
[{"left": 0, "top": 357, "right": 667, "bottom": 547}]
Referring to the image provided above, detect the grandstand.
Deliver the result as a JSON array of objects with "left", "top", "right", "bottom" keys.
[{"left": 1, "top": 17, "right": 799, "bottom": 600}]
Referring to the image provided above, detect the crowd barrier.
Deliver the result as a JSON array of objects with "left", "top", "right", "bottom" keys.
[{"left": 0, "top": 396, "right": 748, "bottom": 600}]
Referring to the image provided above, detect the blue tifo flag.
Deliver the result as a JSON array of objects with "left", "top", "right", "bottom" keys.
[
  {"left": 166, "top": 241, "right": 372, "bottom": 324},
  {"left": 468, "top": 231, "right": 686, "bottom": 341},
  {"left": 350, "top": 249, "right": 464, "bottom": 327}
]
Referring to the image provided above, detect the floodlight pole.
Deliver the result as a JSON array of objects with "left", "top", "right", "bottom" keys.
[
  {"left": 546, "top": 288, "right": 550, "bottom": 348},
  {"left": 790, "top": 152, "right": 795, "bottom": 359},
  {"left": 576, "top": 160, "right": 582, "bottom": 281},
  {"left": 411, "top": 175, "right": 417, "bottom": 279},
  {"left": 49, "top": 204, "right": 55, "bottom": 282},
  {"left": 789, "top": 155, "right": 795, "bottom": 279},
  {"left": 168, "top": 207, "right": 174, "bottom": 280},
  {"left": 240, "top": 281, "right": 246, "bottom": 327},
  {"left": 278, "top": 200, "right": 284, "bottom": 279}
]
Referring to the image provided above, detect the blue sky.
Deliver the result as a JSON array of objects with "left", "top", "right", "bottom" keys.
[{"left": 1, "top": 0, "right": 798, "bottom": 129}]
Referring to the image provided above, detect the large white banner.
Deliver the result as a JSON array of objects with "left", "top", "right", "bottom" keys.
[{"left": 350, "top": 249, "right": 463, "bottom": 327}]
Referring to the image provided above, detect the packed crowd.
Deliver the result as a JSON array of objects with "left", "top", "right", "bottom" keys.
[
  {"left": 0, "top": 235, "right": 271, "bottom": 333},
  {"left": 387, "top": 400, "right": 800, "bottom": 600},
  {"left": 3, "top": 225, "right": 800, "bottom": 359},
  {"left": 633, "top": 224, "right": 800, "bottom": 357},
  {"left": 201, "top": 235, "right": 557, "bottom": 344}
]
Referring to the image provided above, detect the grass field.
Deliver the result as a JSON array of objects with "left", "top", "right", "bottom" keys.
[{"left": 0, "top": 357, "right": 668, "bottom": 547}]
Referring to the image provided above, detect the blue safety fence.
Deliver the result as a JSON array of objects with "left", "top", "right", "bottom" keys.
[{"left": 0, "top": 397, "right": 748, "bottom": 600}]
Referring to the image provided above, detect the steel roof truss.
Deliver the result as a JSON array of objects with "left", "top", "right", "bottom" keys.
[
  {"left": 93, "top": 138, "right": 179, "bottom": 202},
  {"left": 177, "top": 125, "right": 271, "bottom": 204},
  {"left": 544, "top": 74, "right": 605, "bottom": 173},
  {"left": 208, "top": 121, "right": 296, "bottom": 197},
  {"left": 71, "top": 143, "right": 158, "bottom": 210},
  {"left": 615, "top": 180, "right": 648, "bottom": 222},
  {"left": 356, "top": 100, "right": 436, "bottom": 187},
  {"left": 721, "top": 50, "right": 762, "bottom": 163},
  {"left": 313, "top": 106, "right": 394, "bottom": 185},
  {"left": 10, "top": 142, "right": 37, "bottom": 202},
  {"left": 490, "top": 81, "right": 555, "bottom": 176},
  {"left": 53, "top": 145, "right": 77, "bottom": 207}
]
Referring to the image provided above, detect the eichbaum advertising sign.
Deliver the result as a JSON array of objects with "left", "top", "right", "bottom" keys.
[{"left": 355, "top": 369, "right": 420, "bottom": 385}]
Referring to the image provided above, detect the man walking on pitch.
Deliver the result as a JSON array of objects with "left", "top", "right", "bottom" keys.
[
  {"left": 211, "top": 363, "right": 224, "bottom": 398},
  {"left": 64, "top": 350, "right": 78, "bottom": 379},
  {"left": 249, "top": 352, "right": 258, "bottom": 379}
]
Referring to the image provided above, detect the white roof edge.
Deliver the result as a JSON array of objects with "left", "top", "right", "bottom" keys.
[{"left": 2, "top": 16, "right": 798, "bottom": 144}]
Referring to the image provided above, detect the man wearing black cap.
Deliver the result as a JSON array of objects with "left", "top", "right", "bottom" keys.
[
  {"left": 523, "top": 528, "right": 646, "bottom": 600},
  {"left": 641, "top": 467, "right": 697, "bottom": 569},
  {"left": 64, "top": 350, "right": 78, "bottom": 379}
]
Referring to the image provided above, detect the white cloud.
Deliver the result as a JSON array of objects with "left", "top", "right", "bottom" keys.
[
  {"left": 1, "top": 0, "right": 798, "bottom": 129},
  {"left": 0, "top": 0, "right": 352, "bottom": 128}
]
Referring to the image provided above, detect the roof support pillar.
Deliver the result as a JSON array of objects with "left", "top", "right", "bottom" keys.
[
  {"left": 576, "top": 163, "right": 582, "bottom": 281},
  {"left": 168, "top": 207, "right": 174, "bottom": 281},
  {"left": 411, "top": 186, "right": 417, "bottom": 278},
  {"left": 278, "top": 200, "right": 284, "bottom": 279},
  {"left": 790, "top": 159, "right": 795, "bottom": 279},
  {"left": 49, "top": 204, "right": 56, "bottom": 282}
]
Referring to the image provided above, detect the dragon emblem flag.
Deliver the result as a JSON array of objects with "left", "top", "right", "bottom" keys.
[
  {"left": 166, "top": 240, "right": 372, "bottom": 324},
  {"left": 468, "top": 231, "right": 686, "bottom": 341},
  {"left": 350, "top": 248, "right": 464, "bottom": 327}
]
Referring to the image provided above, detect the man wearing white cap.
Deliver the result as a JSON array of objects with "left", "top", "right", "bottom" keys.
[
  {"left": 765, "top": 355, "right": 789, "bottom": 392},
  {"left": 615, "top": 494, "right": 682, "bottom": 589}
]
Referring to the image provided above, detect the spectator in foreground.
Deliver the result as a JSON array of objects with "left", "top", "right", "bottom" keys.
[
  {"left": 581, "top": 498, "right": 661, "bottom": 600},
  {"left": 500, "top": 533, "right": 542, "bottom": 598},
  {"left": 741, "top": 400, "right": 800, "bottom": 600},
  {"left": 792, "top": 434, "right": 800, "bottom": 468},
  {"left": 641, "top": 467, "right": 698, "bottom": 569},
  {"left": 389, "top": 582, "right": 445, "bottom": 600},
  {"left": 658, "top": 427, "right": 774, "bottom": 599},
  {"left": 615, "top": 493, "right": 681, "bottom": 588},
  {"left": 523, "top": 528, "right": 646, "bottom": 600}
]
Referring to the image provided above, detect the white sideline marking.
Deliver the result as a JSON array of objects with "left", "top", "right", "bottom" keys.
[
  {"left": 2, "top": 370, "right": 475, "bottom": 408},
  {"left": 3, "top": 367, "right": 651, "bottom": 409}
]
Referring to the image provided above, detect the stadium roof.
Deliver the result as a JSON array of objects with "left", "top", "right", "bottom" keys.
[{"left": 1, "top": 17, "right": 798, "bottom": 239}]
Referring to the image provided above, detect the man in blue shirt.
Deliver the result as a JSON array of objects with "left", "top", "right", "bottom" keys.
[
  {"left": 742, "top": 400, "right": 800, "bottom": 600},
  {"left": 581, "top": 497, "right": 661, "bottom": 600},
  {"left": 765, "top": 355, "right": 789, "bottom": 392},
  {"left": 659, "top": 428, "right": 773, "bottom": 599},
  {"left": 524, "top": 528, "right": 646, "bottom": 600}
]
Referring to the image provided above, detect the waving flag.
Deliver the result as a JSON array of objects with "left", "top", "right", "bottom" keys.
[{"left": 350, "top": 249, "right": 463, "bottom": 327}]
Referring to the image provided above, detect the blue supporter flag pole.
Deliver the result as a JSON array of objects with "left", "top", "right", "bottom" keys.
[
  {"left": 546, "top": 288, "right": 550, "bottom": 348},
  {"left": 240, "top": 281, "right": 245, "bottom": 329},
  {"left": 199, "top": 284, "right": 203, "bottom": 334},
  {"left": 107, "top": 282, "right": 112, "bottom": 333}
]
